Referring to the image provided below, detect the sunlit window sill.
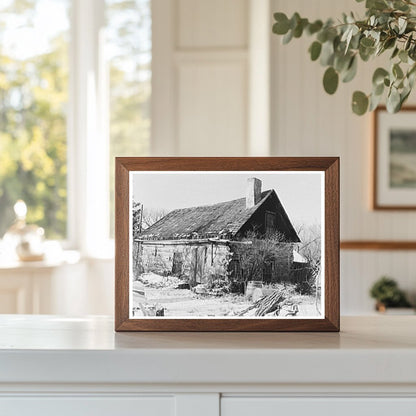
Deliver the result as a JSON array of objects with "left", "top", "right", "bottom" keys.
[
  {"left": 0, "top": 239, "right": 115, "bottom": 270},
  {"left": 0, "top": 250, "right": 81, "bottom": 271}
]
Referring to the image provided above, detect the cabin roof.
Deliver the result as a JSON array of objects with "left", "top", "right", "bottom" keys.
[{"left": 139, "top": 190, "right": 300, "bottom": 242}]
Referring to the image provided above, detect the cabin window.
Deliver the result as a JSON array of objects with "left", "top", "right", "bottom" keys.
[
  {"left": 265, "top": 211, "right": 277, "bottom": 234},
  {"left": 229, "top": 259, "right": 241, "bottom": 280}
]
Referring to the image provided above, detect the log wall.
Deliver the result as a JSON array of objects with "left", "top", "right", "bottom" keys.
[
  {"left": 134, "top": 240, "right": 232, "bottom": 285},
  {"left": 134, "top": 240, "right": 295, "bottom": 285}
]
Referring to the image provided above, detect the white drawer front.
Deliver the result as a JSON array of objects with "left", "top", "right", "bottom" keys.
[
  {"left": 221, "top": 397, "right": 416, "bottom": 416},
  {"left": 0, "top": 396, "right": 174, "bottom": 416}
]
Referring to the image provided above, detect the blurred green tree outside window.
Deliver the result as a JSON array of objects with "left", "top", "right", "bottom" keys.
[
  {"left": 0, "top": 0, "right": 151, "bottom": 241},
  {"left": 0, "top": 0, "right": 70, "bottom": 239}
]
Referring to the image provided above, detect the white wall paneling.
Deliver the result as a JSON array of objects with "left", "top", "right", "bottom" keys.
[
  {"left": 270, "top": 0, "right": 416, "bottom": 314},
  {"left": 177, "top": 57, "right": 247, "bottom": 156},
  {"left": 177, "top": 0, "right": 248, "bottom": 49},
  {"left": 152, "top": 0, "right": 272, "bottom": 156},
  {"left": 341, "top": 250, "right": 416, "bottom": 314},
  {"left": 151, "top": 0, "right": 177, "bottom": 156}
]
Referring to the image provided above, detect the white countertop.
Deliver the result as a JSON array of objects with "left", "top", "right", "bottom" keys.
[{"left": 0, "top": 315, "right": 415, "bottom": 386}]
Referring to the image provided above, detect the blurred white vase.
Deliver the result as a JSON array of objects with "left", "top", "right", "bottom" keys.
[{"left": 3, "top": 200, "right": 45, "bottom": 262}]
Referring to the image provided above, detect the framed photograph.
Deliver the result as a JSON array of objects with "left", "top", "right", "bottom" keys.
[
  {"left": 115, "top": 157, "right": 339, "bottom": 332},
  {"left": 374, "top": 106, "right": 416, "bottom": 209}
]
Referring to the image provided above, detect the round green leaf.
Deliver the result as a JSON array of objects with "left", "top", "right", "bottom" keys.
[
  {"left": 359, "top": 44, "right": 374, "bottom": 62},
  {"left": 399, "top": 50, "right": 408, "bottom": 63},
  {"left": 307, "top": 20, "right": 323, "bottom": 35},
  {"left": 293, "top": 18, "right": 308, "bottom": 38},
  {"left": 323, "top": 67, "right": 339, "bottom": 95},
  {"left": 384, "top": 37, "right": 396, "bottom": 50},
  {"left": 309, "top": 41, "right": 322, "bottom": 61},
  {"left": 400, "top": 88, "right": 411, "bottom": 106},
  {"left": 334, "top": 52, "right": 352, "bottom": 73},
  {"left": 282, "top": 29, "right": 293, "bottom": 44},
  {"left": 320, "top": 41, "right": 335, "bottom": 66},
  {"left": 369, "top": 92, "right": 382, "bottom": 112},
  {"left": 393, "top": 63, "right": 404, "bottom": 79},
  {"left": 290, "top": 12, "right": 301, "bottom": 30},
  {"left": 373, "top": 82, "right": 384, "bottom": 96},
  {"left": 317, "top": 29, "right": 328, "bottom": 43},
  {"left": 360, "top": 37, "right": 375, "bottom": 48},
  {"left": 372, "top": 68, "right": 389, "bottom": 86},
  {"left": 342, "top": 56, "right": 357, "bottom": 83},
  {"left": 387, "top": 88, "right": 401, "bottom": 113},
  {"left": 352, "top": 91, "right": 369, "bottom": 115},
  {"left": 391, "top": 47, "right": 399, "bottom": 59},
  {"left": 367, "top": 0, "right": 388, "bottom": 11},
  {"left": 273, "top": 13, "right": 290, "bottom": 35}
]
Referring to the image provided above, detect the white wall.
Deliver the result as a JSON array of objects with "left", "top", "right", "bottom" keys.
[
  {"left": 271, "top": 0, "right": 416, "bottom": 313},
  {"left": 152, "top": 0, "right": 264, "bottom": 156}
]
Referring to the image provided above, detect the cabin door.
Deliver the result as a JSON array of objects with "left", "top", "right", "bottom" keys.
[
  {"left": 172, "top": 251, "right": 183, "bottom": 276},
  {"left": 190, "top": 247, "right": 206, "bottom": 285}
]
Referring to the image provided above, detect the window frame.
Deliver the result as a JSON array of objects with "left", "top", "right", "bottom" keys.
[
  {"left": 265, "top": 210, "right": 277, "bottom": 235},
  {"left": 0, "top": 0, "right": 152, "bottom": 257},
  {"left": 69, "top": 0, "right": 152, "bottom": 258},
  {"left": 67, "top": 0, "right": 111, "bottom": 257}
]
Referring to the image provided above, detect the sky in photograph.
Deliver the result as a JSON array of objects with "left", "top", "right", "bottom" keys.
[{"left": 132, "top": 171, "right": 323, "bottom": 226}]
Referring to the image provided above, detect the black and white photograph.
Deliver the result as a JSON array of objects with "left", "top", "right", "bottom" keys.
[{"left": 129, "top": 171, "right": 324, "bottom": 319}]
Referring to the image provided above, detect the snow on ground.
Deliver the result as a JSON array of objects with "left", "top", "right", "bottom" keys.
[
  {"left": 132, "top": 278, "right": 321, "bottom": 318},
  {"left": 137, "top": 272, "right": 183, "bottom": 289}
]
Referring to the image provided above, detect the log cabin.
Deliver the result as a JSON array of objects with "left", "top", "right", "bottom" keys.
[{"left": 133, "top": 178, "right": 301, "bottom": 286}]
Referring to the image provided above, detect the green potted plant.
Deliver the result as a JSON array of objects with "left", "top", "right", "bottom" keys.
[
  {"left": 369, "top": 276, "right": 412, "bottom": 312},
  {"left": 272, "top": 0, "right": 416, "bottom": 115}
]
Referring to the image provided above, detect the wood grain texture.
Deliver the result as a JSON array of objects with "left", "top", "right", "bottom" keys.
[
  {"left": 341, "top": 241, "right": 416, "bottom": 250},
  {"left": 114, "top": 160, "right": 130, "bottom": 330},
  {"left": 115, "top": 157, "right": 340, "bottom": 332},
  {"left": 325, "top": 158, "right": 340, "bottom": 331},
  {"left": 373, "top": 106, "right": 416, "bottom": 210}
]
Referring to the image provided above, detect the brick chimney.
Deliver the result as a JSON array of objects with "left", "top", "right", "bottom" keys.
[{"left": 246, "top": 177, "right": 262, "bottom": 209}]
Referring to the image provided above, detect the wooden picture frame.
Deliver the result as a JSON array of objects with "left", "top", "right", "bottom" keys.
[
  {"left": 373, "top": 106, "right": 416, "bottom": 210},
  {"left": 115, "top": 157, "right": 339, "bottom": 332}
]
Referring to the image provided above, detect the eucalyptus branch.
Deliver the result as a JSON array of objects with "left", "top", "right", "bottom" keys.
[{"left": 272, "top": 0, "right": 416, "bottom": 115}]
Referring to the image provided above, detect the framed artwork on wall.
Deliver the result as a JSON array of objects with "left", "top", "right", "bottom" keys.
[
  {"left": 115, "top": 157, "right": 339, "bottom": 332},
  {"left": 374, "top": 106, "right": 416, "bottom": 209}
]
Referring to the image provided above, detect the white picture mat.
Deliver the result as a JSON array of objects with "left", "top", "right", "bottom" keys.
[{"left": 129, "top": 171, "right": 325, "bottom": 319}]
